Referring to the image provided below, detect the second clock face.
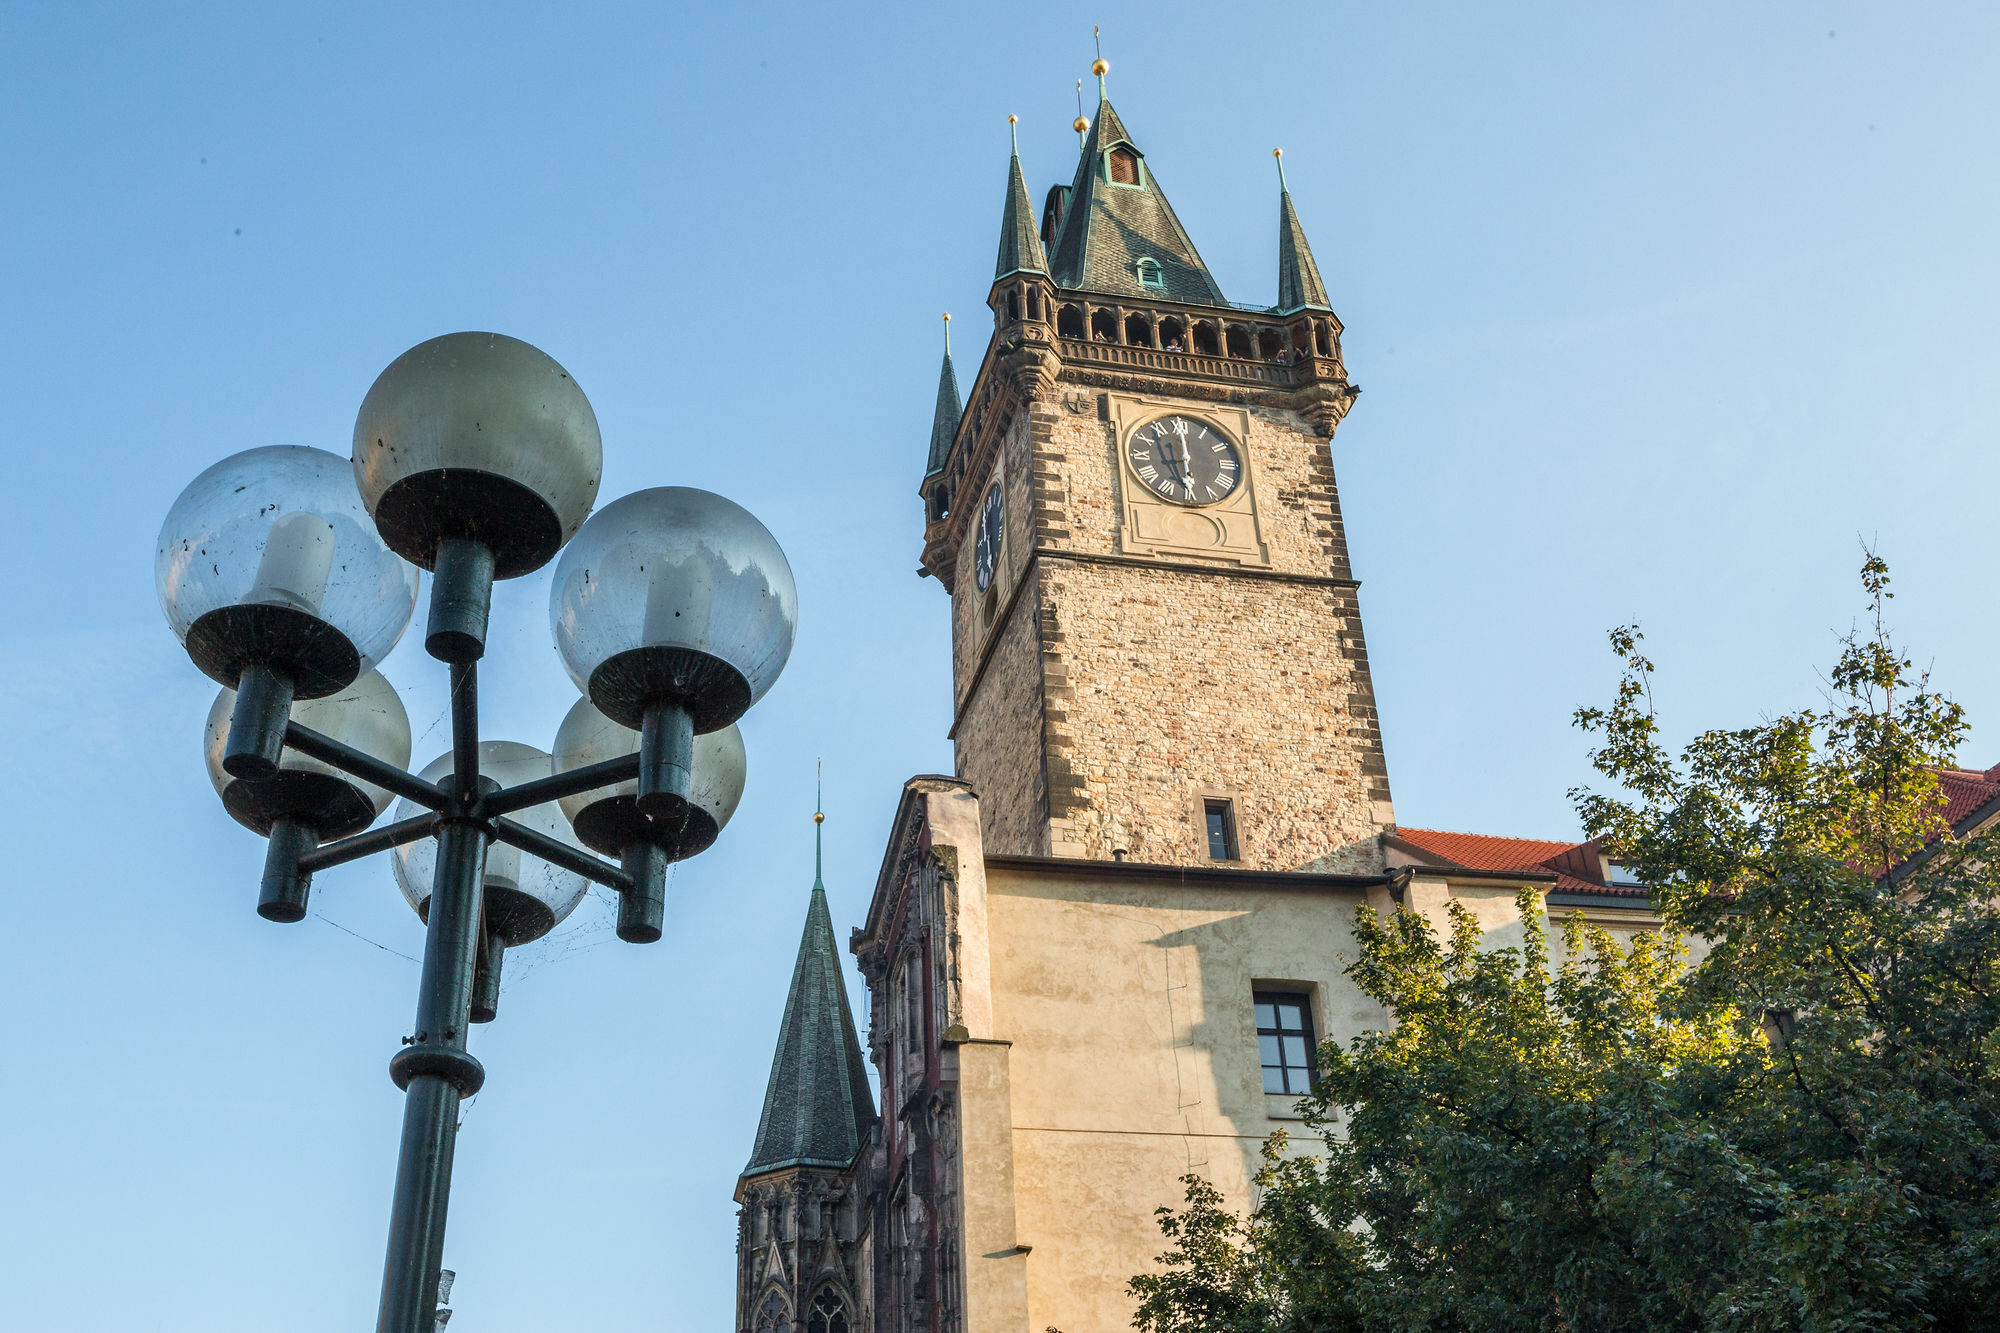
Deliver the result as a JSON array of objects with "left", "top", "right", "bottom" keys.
[
  {"left": 1126, "top": 415, "right": 1242, "bottom": 506},
  {"left": 974, "top": 482, "right": 1003, "bottom": 590}
]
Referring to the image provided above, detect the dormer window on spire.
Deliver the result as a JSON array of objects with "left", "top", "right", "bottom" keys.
[
  {"left": 1107, "top": 144, "right": 1142, "bottom": 186},
  {"left": 1135, "top": 257, "right": 1164, "bottom": 291}
]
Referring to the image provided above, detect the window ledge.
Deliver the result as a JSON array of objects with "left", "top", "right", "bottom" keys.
[{"left": 1264, "top": 1092, "right": 1311, "bottom": 1122}]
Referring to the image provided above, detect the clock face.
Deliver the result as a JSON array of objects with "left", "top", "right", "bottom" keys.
[
  {"left": 1126, "top": 415, "right": 1242, "bottom": 506},
  {"left": 974, "top": 482, "right": 1003, "bottom": 590}
]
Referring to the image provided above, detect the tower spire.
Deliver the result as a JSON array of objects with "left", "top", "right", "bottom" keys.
[
  {"left": 1093, "top": 27, "right": 1108, "bottom": 100},
  {"left": 1274, "top": 149, "right": 1332, "bottom": 314},
  {"left": 814, "top": 760, "right": 823, "bottom": 884},
  {"left": 995, "top": 116, "right": 1048, "bottom": 282},
  {"left": 1045, "top": 73, "right": 1225, "bottom": 306},
  {"left": 923, "top": 315, "right": 962, "bottom": 478},
  {"left": 741, "top": 789, "right": 876, "bottom": 1179},
  {"left": 1073, "top": 80, "right": 1089, "bottom": 150}
]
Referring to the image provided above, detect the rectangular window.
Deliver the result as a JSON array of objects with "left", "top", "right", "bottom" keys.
[
  {"left": 1255, "top": 991, "right": 1317, "bottom": 1094},
  {"left": 1204, "top": 798, "right": 1239, "bottom": 861}
]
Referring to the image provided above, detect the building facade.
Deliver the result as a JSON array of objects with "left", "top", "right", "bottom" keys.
[{"left": 736, "top": 69, "right": 1661, "bottom": 1332}]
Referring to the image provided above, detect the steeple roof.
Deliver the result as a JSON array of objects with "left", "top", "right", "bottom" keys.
[
  {"left": 996, "top": 119, "right": 1047, "bottom": 280},
  {"left": 923, "top": 321, "right": 962, "bottom": 479},
  {"left": 1274, "top": 154, "right": 1331, "bottom": 314},
  {"left": 1047, "top": 94, "right": 1225, "bottom": 306},
  {"left": 741, "top": 810, "right": 876, "bottom": 1179}
]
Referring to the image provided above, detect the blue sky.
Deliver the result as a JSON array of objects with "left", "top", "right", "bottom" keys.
[{"left": 3, "top": 3, "right": 1997, "bottom": 1329}]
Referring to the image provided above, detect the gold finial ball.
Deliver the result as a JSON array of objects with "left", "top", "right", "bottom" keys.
[
  {"left": 1074, "top": 116, "right": 1090, "bottom": 133},
  {"left": 1008, "top": 113, "right": 1018, "bottom": 124},
  {"left": 1273, "top": 147, "right": 1283, "bottom": 158},
  {"left": 1092, "top": 57, "right": 1109, "bottom": 76},
  {"left": 942, "top": 312, "right": 951, "bottom": 322},
  {"left": 814, "top": 811, "right": 824, "bottom": 824}
]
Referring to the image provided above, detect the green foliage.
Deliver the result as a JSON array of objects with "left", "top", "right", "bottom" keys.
[{"left": 1131, "top": 558, "right": 2000, "bottom": 1332}]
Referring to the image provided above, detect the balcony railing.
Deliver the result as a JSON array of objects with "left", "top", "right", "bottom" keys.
[{"left": 1056, "top": 337, "right": 1316, "bottom": 386}]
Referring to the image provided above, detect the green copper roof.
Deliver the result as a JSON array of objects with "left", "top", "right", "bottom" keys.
[
  {"left": 741, "top": 819, "right": 876, "bottom": 1179},
  {"left": 922, "top": 338, "right": 961, "bottom": 479},
  {"left": 1276, "top": 186, "right": 1331, "bottom": 314},
  {"left": 996, "top": 136, "right": 1048, "bottom": 280},
  {"left": 1048, "top": 96, "right": 1224, "bottom": 306}
]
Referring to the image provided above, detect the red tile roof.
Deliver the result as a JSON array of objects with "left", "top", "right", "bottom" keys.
[
  {"left": 1394, "top": 828, "right": 1577, "bottom": 873},
  {"left": 1940, "top": 767, "right": 2000, "bottom": 832},
  {"left": 1397, "top": 758, "right": 2000, "bottom": 902}
]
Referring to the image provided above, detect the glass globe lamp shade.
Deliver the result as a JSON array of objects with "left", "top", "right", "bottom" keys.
[
  {"left": 390, "top": 742, "right": 588, "bottom": 947},
  {"left": 352, "top": 332, "right": 602, "bottom": 578},
  {"left": 205, "top": 669, "right": 412, "bottom": 839},
  {"left": 157, "top": 446, "right": 419, "bottom": 697},
  {"left": 548, "top": 487, "right": 797, "bottom": 731},
  {"left": 551, "top": 697, "right": 746, "bottom": 859}
]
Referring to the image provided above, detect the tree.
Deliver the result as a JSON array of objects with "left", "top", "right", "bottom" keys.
[{"left": 1131, "top": 558, "right": 2000, "bottom": 1331}]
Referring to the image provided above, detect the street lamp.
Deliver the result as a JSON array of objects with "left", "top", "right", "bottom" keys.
[{"left": 154, "top": 332, "right": 796, "bottom": 1333}]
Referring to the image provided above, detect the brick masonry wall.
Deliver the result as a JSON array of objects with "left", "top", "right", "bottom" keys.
[
  {"left": 941, "top": 351, "right": 1392, "bottom": 872},
  {"left": 1036, "top": 559, "right": 1387, "bottom": 871},
  {"left": 950, "top": 409, "right": 1052, "bottom": 856}
]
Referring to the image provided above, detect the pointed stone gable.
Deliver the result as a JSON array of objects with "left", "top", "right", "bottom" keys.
[
  {"left": 741, "top": 873, "right": 877, "bottom": 1178},
  {"left": 996, "top": 147, "right": 1048, "bottom": 280},
  {"left": 1276, "top": 189, "right": 1331, "bottom": 313},
  {"left": 1048, "top": 97, "right": 1225, "bottom": 306},
  {"left": 923, "top": 346, "right": 962, "bottom": 479}
]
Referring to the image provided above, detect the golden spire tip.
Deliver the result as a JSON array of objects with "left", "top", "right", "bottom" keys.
[{"left": 1092, "top": 57, "right": 1109, "bottom": 77}]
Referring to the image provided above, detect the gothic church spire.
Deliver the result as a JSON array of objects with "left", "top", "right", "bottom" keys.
[
  {"left": 923, "top": 315, "right": 962, "bottom": 479},
  {"left": 995, "top": 115, "right": 1047, "bottom": 281},
  {"left": 1046, "top": 68, "right": 1224, "bottom": 306},
  {"left": 740, "top": 800, "right": 876, "bottom": 1179},
  {"left": 1273, "top": 149, "right": 1331, "bottom": 314}
]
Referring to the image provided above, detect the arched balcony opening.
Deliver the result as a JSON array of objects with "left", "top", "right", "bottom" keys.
[
  {"left": 1158, "top": 316, "right": 1187, "bottom": 352},
  {"left": 1124, "top": 312, "right": 1153, "bottom": 347},
  {"left": 1006, "top": 290, "right": 1021, "bottom": 321},
  {"left": 1090, "top": 308, "right": 1119, "bottom": 343},
  {"left": 1314, "top": 322, "right": 1331, "bottom": 357},
  {"left": 1027, "top": 288, "right": 1042, "bottom": 320},
  {"left": 1057, "top": 304, "right": 1085, "bottom": 340},
  {"left": 1226, "top": 325, "right": 1252, "bottom": 359},
  {"left": 927, "top": 485, "right": 951, "bottom": 523},
  {"left": 1192, "top": 320, "right": 1220, "bottom": 355},
  {"left": 1257, "top": 329, "right": 1285, "bottom": 361}
]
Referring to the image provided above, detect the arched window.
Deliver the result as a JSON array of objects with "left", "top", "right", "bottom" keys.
[
  {"left": 1090, "top": 308, "right": 1118, "bottom": 343},
  {"left": 1192, "top": 321, "right": 1220, "bottom": 355},
  {"left": 1057, "top": 304, "right": 1084, "bottom": 339},
  {"left": 1225, "top": 325, "right": 1251, "bottom": 359},
  {"left": 1135, "top": 257, "right": 1164, "bottom": 291},
  {"left": 755, "top": 1291, "right": 791, "bottom": 1333},
  {"left": 1257, "top": 329, "right": 1284, "bottom": 361},
  {"left": 806, "top": 1289, "right": 849, "bottom": 1333},
  {"left": 1314, "top": 322, "right": 1331, "bottom": 357},
  {"left": 1006, "top": 290, "right": 1021, "bottom": 320},
  {"left": 1124, "top": 312, "right": 1153, "bottom": 346},
  {"left": 1158, "top": 316, "right": 1186, "bottom": 352},
  {"left": 1108, "top": 145, "right": 1140, "bottom": 185}
]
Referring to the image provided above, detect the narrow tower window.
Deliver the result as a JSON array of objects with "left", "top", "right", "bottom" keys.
[
  {"left": 1254, "top": 991, "right": 1318, "bottom": 1094},
  {"left": 1204, "top": 798, "right": 1239, "bottom": 861},
  {"left": 1108, "top": 145, "right": 1140, "bottom": 185},
  {"left": 1135, "top": 258, "right": 1164, "bottom": 291}
]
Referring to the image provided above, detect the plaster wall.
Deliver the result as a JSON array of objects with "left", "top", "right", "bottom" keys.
[{"left": 979, "top": 863, "right": 1392, "bottom": 1333}]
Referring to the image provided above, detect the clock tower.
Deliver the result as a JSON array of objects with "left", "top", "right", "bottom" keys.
[{"left": 918, "top": 81, "right": 1394, "bottom": 873}]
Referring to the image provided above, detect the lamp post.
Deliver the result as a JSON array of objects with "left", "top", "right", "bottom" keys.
[{"left": 154, "top": 332, "right": 796, "bottom": 1333}]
